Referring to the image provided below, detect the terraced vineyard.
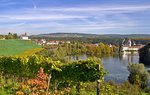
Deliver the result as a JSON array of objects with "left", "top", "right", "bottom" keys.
[{"left": 0, "top": 39, "right": 42, "bottom": 56}]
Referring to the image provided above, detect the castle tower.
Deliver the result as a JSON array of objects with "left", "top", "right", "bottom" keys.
[
  {"left": 128, "top": 39, "right": 132, "bottom": 47},
  {"left": 25, "top": 32, "right": 27, "bottom": 36}
]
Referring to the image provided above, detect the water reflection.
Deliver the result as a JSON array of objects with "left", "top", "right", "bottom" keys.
[
  {"left": 70, "top": 53, "right": 149, "bottom": 83},
  {"left": 103, "top": 52, "right": 139, "bottom": 83},
  {"left": 122, "top": 52, "right": 139, "bottom": 64}
]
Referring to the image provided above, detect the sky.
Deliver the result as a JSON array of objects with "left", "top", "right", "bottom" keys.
[{"left": 0, "top": 0, "right": 150, "bottom": 35}]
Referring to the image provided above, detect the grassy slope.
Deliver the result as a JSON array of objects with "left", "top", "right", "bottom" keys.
[{"left": 0, "top": 39, "right": 42, "bottom": 56}]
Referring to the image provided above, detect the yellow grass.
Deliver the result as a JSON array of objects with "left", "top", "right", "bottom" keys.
[{"left": 16, "top": 48, "right": 44, "bottom": 57}]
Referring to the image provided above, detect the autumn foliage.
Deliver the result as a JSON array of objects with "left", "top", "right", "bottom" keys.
[{"left": 16, "top": 68, "right": 48, "bottom": 95}]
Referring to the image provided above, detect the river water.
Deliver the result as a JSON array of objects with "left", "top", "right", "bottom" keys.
[{"left": 71, "top": 52, "right": 150, "bottom": 84}]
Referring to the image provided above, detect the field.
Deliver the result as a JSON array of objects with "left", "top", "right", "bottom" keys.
[{"left": 0, "top": 39, "right": 42, "bottom": 56}]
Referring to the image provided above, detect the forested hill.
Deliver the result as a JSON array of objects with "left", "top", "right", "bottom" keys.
[
  {"left": 31, "top": 33, "right": 150, "bottom": 45},
  {"left": 31, "top": 33, "right": 150, "bottom": 38},
  {"left": 32, "top": 33, "right": 100, "bottom": 38}
]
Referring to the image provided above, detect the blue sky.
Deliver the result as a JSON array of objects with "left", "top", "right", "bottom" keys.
[{"left": 0, "top": 0, "right": 150, "bottom": 35}]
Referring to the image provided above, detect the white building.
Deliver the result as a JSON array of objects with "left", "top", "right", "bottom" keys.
[
  {"left": 21, "top": 36, "right": 29, "bottom": 40},
  {"left": 46, "top": 40, "right": 71, "bottom": 45},
  {"left": 36, "top": 39, "right": 46, "bottom": 45},
  {"left": 122, "top": 39, "right": 145, "bottom": 52},
  {"left": 46, "top": 41, "right": 59, "bottom": 45},
  {"left": 41, "top": 39, "right": 46, "bottom": 44},
  {"left": 20, "top": 33, "right": 30, "bottom": 40},
  {"left": 122, "top": 46, "right": 129, "bottom": 51},
  {"left": 122, "top": 46, "right": 143, "bottom": 51}
]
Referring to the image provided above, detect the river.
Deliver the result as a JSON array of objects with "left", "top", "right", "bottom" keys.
[{"left": 70, "top": 52, "right": 150, "bottom": 84}]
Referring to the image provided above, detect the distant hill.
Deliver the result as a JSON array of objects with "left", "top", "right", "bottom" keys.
[
  {"left": 31, "top": 33, "right": 150, "bottom": 45},
  {"left": 32, "top": 33, "right": 100, "bottom": 38},
  {"left": 31, "top": 33, "right": 150, "bottom": 38},
  {"left": 0, "top": 39, "right": 42, "bottom": 56}
]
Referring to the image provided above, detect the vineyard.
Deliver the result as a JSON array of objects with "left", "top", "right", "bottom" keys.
[
  {"left": 0, "top": 40, "right": 149, "bottom": 95},
  {"left": 0, "top": 39, "right": 42, "bottom": 56},
  {"left": 0, "top": 55, "right": 149, "bottom": 95},
  {"left": 0, "top": 55, "right": 107, "bottom": 95}
]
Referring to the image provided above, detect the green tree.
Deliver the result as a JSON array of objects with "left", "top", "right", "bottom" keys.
[
  {"left": 13, "top": 33, "right": 18, "bottom": 39},
  {"left": 128, "top": 63, "right": 149, "bottom": 89},
  {"left": 58, "top": 58, "right": 107, "bottom": 94},
  {"left": 6, "top": 32, "right": 13, "bottom": 39},
  {"left": 0, "top": 35, "right": 4, "bottom": 39}
]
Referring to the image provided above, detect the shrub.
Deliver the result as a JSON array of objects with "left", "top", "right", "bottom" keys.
[{"left": 128, "top": 63, "right": 149, "bottom": 89}]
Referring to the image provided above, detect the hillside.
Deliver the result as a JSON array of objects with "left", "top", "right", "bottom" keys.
[
  {"left": 0, "top": 39, "right": 42, "bottom": 56},
  {"left": 31, "top": 33, "right": 150, "bottom": 38},
  {"left": 32, "top": 33, "right": 100, "bottom": 38},
  {"left": 31, "top": 33, "right": 150, "bottom": 45}
]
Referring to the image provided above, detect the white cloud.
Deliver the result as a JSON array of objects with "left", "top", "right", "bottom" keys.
[
  {"left": 4, "top": 14, "right": 87, "bottom": 20},
  {"left": 32, "top": 5, "right": 150, "bottom": 13},
  {"left": 0, "top": 4, "right": 150, "bottom": 34},
  {"left": 1, "top": 4, "right": 150, "bottom": 20}
]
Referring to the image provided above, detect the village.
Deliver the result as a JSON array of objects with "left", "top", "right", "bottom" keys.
[
  {"left": 122, "top": 39, "right": 145, "bottom": 52},
  {"left": 0, "top": 32, "right": 146, "bottom": 52},
  {"left": 0, "top": 32, "right": 71, "bottom": 46}
]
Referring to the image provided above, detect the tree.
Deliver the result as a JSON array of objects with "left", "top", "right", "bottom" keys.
[
  {"left": 13, "top": 33, "right": 18, "bottom": 39},
  {"left": 128, "top": 63, "right": 149, "bottom": 89},
  {"left": 57, "top": 58, "right": 107, "bottom": 94},
  {"left": 0, "top": 35, "right": 4, "bottom": 39},
  {"left": 5, "top": 32, "right": 18, "bottom": 39},
  {"left": 6, "top": 32, "right": 13, "bottom": 39}
]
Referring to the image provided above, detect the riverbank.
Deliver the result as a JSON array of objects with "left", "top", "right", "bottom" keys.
[{"left": 70, "top": 53, "right": 150, "bottom": 84}]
